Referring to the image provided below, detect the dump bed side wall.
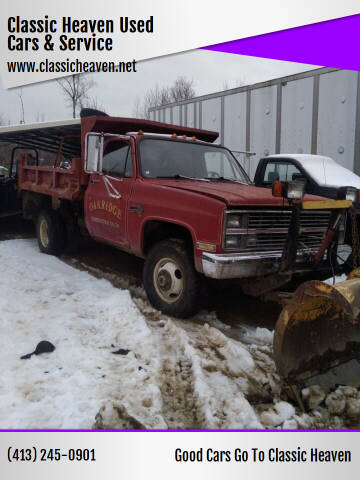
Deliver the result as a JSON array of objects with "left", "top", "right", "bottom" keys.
[{"left": 18, "top": 156, "right": 85, "bottom": 201}]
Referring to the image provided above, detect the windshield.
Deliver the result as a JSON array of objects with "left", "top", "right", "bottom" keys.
[{"left": 139, "top": 138, "right": 250, "bottom": 184}]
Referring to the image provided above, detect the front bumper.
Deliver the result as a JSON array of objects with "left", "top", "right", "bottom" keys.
[
  {"left": 202, "top": 251, "right": 283, "bottom": 279},
  {"left": 202, "top": 248, "right": 338, "bottom": 280}
]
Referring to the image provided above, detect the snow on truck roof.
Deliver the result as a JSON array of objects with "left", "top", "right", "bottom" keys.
[
  {"left": 266, "top": 154, "right": 360, "bottom": 189},
  {"left": 0, "top": 116, "right": 218, "bottom": 157},
  {"left": 266, "top": 153, "right": 334, "bottom": 164}
]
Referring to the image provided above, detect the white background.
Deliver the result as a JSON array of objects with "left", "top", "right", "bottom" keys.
[
  {"left": 1, "top": 0, "right": 360, "bottom": 87},
  {"left": 1, "top": 431, "right": 359, "bottom": 478}
]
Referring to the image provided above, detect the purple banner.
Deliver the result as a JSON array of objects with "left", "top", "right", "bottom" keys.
[{"left": 201, "top": 13, "right": 360, "bottom": 71}]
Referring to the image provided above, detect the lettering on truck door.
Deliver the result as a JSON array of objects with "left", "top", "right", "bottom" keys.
[{"left": 84, "top": 138, "right": 134, "bottom": 248}]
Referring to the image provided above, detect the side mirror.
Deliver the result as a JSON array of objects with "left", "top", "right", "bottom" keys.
[
  {"left": 85, "top": 133, "right": 103, "bottom": 173},
  {"left": 292, "top": 173, "right": 307, "bottom": 182}
]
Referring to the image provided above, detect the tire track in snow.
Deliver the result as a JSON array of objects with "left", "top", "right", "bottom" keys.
[
  {"left": 132, "top": 306, "right": 203, "bottom": 429},
  {"left": 127, "top": 298, "right": 273, "bottom": 429},
  {"left": 64, "top": 256, "right": 276, "bottom": 428}
]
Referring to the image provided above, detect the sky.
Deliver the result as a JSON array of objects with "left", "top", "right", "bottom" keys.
[{"left": 0, "top": 49, "right": 318, "bottom": 125}]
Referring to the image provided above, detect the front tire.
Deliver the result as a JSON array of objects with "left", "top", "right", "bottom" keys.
[
  {"left": 143, "top": 240, "right": 201, "bottom": 318},
  {"left": 36, "top": 210, "right": 66, "bottom": 256}
]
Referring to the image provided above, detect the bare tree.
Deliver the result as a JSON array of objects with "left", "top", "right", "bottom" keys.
[
  {"left": 221, "top": 76, "right": 246, "bottom": 91},
  {"left": 57, "top": 74, "right": 95, "bottom": 118},
  {"left": 0, "top": 114, "right": 11, "bottom": 126},
  {"left": 15, "top": 88, "right": 25, "bottom": 124},
  {"left": 222, "top": 80, "right": 230, "bottom": 91},
  {"left": 169, "top": 76, "right": 195, "bottom": 102},
  {"left": 34, "top": 112, "right": 46, "bottom": 123},
  {"left": 133, "top": 85, "right": 170, "bottom": 119},
  {"left": 133, "top": 76, "right": 195, "bottom": 119},
  {"left": 235, "top": 76, "right": 246, "bottom": 88},
  {"left": 144, "top": 85, "right": 171, "bottom": 118},
  {"left": 132, "top": 95, "right": 143, "bottom": 118},
  {"left": 82, "top": 95, "right": 106, "bottom": 113}
]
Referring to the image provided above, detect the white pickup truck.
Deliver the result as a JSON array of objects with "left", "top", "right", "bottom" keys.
[{"left": 254, "top": 154, "right": 360, "bottom": 202}]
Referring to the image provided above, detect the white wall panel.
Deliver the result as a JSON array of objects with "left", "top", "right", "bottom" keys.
[
  {"left": 164, "top": 107, "right": 171, "bottom": 124},
  {"left": 224, "top": 92, "right": 247, "bottom": 172},
  {"left": 172, "top": 106, "right": 180, "bottom": 125},
  {"left": 249, "top": 86, "right": 277, "bottom": 179},
  {"left": 186, "top": 103, "right": 195, "bottom": 127},
  {"left": 281, "top": 77, "right": 313, "bottom": 154},
  {"left": 317, "top": 70, "right": 357, "bottom": 170},
  {"left": 201, "top": 98, "right": 222, "bottom": 144}
]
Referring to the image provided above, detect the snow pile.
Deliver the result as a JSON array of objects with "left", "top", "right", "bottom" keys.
[
  {"left": 302, "top": 386, "right": 326, "bottom": 410},
  {"left": 0, "top": 239, "right": 165, "bottom": 429},
  {"left": 172, "top": 322, "right": 263, "bottom": 429},
  {"left": 260, "top": 401, "right": 295, "bottom": 427},
  {"left": 296, "top": 386, "right": 360, "bottom": 429},
  {"left": 241, "top": 325, "right": 274, "bottom": 346}
]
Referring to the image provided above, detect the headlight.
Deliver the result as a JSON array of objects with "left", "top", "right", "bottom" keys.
[
  {"left": 224, "top": 213, "right": 247, "bottom": 250},
  {"left": 226, "top": 214, "right": 243, "bottom": 228},
  {"left": 225, "top": 235, "right": 241, "bottom": 249},
  {"left": 284, "top": 180, "right": 306, "bottom": 200},
  {"left": 345, "top": 187, "right": 357, "bottom": 202},
  {"left": 337, "top": 186, "right": 357, "bottom": 202}
]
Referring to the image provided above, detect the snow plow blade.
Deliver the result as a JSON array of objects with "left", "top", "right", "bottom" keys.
[{"left": 274, "top": 270, "right": 360, "bottom": 391}]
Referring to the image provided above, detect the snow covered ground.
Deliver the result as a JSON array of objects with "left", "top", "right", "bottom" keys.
[
  {"left": 0, "top": 239, "right": 359, "bottom": 430},
  {"left": 0, "top": 239, "right": 165, "bottom": 429}
]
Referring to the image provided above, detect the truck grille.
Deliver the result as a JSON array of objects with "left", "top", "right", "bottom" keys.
[
  {"left": 227, "top": 209, "right": 332, "bottom": 253},
  {"left": 247, "top": 210, "right": 331, "bottom": 230}
]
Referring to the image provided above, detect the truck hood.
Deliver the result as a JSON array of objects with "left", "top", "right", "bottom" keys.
[{"left": 149, "top": 179, "right": 324, "bottom": 206}]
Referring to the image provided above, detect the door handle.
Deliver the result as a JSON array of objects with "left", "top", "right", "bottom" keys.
[
  {"left": 90, "top": 178, "right": 100, "bottom": 183},
  {"left": 129, "top": 204, "right": 144, "bottom": 214}
]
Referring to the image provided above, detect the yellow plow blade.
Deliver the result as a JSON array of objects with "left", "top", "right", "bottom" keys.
[
  {"left": 274, "top": 271, "right": 360, "bottom": 390},
  {"left": 302, "top": 199, "right": 352, "bottom": 210}
]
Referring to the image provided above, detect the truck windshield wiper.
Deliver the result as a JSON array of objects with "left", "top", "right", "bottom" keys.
[
  {"left": 156, "top": 174, "right": 210, "bottom": 182},
  {"left": 205, "top": 176, "right": 248, "bottom": 185}
]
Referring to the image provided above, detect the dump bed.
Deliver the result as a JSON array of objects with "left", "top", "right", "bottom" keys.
[{"left": 18, "top": 156, "right": 84, "bottom": 201}]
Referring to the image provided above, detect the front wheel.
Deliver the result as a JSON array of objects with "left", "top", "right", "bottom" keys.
[
  {"left": 36, "top": 210, "right": 66, "bottom": 256},
  {"left": 143, "top": 240, "right": 201, "bottom": 318}
]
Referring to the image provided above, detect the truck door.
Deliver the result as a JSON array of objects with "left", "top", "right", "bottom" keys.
[{"left": 84, "top": 134, "right": 134, "bottom": 249}]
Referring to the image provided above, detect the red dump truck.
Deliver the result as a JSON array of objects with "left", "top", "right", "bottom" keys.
[{"left": 0, "top": 114, "right": 351, "bottom": 319}]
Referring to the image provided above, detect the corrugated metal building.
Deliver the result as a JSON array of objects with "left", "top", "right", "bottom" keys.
[{"left": 149, "top": 67, "right": 360, "bottom": 180}]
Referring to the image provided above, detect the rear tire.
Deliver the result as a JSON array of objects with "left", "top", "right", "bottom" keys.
[
  {"left": 143, "top": 240, "right": 201, "bottom": 318},
  {"left": 36, "top": 210, "right": 66, "bottom": 256}
]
